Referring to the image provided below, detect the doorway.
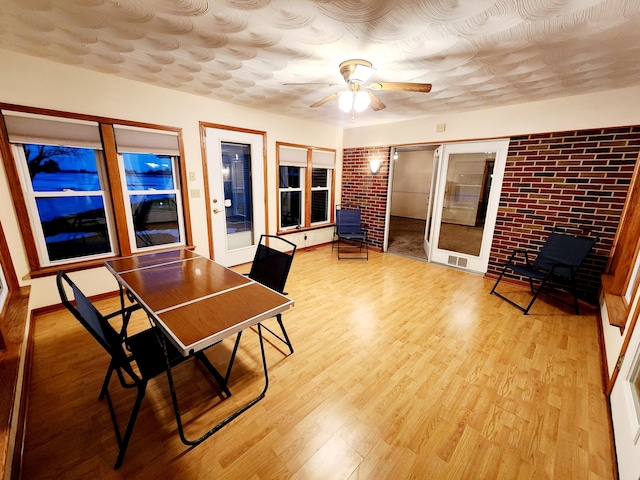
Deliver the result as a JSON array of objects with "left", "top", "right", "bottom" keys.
[
  {"left": 385, "top": 146, "right": 437, "bottom": 260},
  {"left": 203, "top": 126, "right": 266, "bottom": 267},
  {"left": 428, "top": 139, "right": 509, "bottom": 273}
]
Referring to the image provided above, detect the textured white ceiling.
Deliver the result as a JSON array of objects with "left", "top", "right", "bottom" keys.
[{"left": 0, "top": 0, "right": 639, "bottom": 127}]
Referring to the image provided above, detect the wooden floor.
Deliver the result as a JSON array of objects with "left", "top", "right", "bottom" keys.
[{"left": 20, "top": 246, "right": 614, "bottom": 479}]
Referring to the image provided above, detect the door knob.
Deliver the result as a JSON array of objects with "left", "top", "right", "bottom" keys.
[{"left": 213, "top": 208, "right": 221, "bottom": 214}]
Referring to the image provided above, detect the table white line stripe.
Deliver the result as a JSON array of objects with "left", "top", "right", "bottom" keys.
[
  {"left": 155, "top": 280, "right": 256, "bottom": 314},
  {"left": 114, "top": 256, "right": 198, "bottom": 275}
]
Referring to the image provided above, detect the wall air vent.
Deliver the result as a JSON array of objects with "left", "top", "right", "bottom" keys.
[{"left": 447, "top": 255, "right": 468, "bottom": 269}]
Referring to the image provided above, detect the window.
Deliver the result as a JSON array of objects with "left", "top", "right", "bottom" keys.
[
  {"left": 6, "top": 113, "right": 116, "bottom": 266},
  {"left": 1, "top": 110, "right": 189, "bottom": 272},
  {"left": 277, "top": 143, "right": 335, "bottom": 231},
  {"left": 310, "top": 150, "right": 335, "bottom": 224},
  {"left": 114, "top": 125, "right": 185, "bottom": 251},
  {"left": 21, "top": 144, "right": 114, "bottom": 262}
]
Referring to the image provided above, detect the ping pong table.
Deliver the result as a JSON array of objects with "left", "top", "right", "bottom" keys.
[{"left": 105, "top": 248, "right": 294, "bottom": 446}]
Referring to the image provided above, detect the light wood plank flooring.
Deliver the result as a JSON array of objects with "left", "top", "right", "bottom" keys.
[{"left": 20, "top": 246, "right": 614, "bottom": 479}]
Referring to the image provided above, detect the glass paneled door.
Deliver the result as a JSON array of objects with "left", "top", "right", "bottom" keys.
[
  {"left": 427, "top": 139, "right": 509, "bottom": 273},
  {"left": 423, "top": 146, "right": 441, "bottom": 261},
  {"left": 204, "top": 127, "right": 266, "bottom": 267}
]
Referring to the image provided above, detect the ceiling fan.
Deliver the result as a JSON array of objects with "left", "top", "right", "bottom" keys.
[{"left": 286, "top": 59, "right": 432, "bottom": 114}]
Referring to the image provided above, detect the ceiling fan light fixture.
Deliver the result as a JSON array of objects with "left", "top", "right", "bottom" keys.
[
  {"left": 338, "top": 90, "right": 353, "bottom": 112},
  {"left": 338, "top": 90, "right": 371, "bottom": 113},
  {"left": 353, "top": 91, "right": 370, "bottom": 112}
]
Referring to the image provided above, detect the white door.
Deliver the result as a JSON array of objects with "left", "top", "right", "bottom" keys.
[
  {"left": 610, "top": 306, "right": 640, "bottom": 479},
  {"left": 428, "top": 139, "right": 509, "bottom": 273},
  {"left": 423, "top": 146, "right": 441, "bottom": 260},
  {"left": 204, "top": 127, "right": 266, "bottom": 267}
]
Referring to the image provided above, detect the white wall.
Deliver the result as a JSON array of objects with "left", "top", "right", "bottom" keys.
[
  {"left": 390, "top": 150, "right": 433, "bottom": 219},
  {"left": 0, "top": 49, "right": 343, "bottom": 308},
  {"left": 344, "top": 85, "right": 640, "bottom": 148}
]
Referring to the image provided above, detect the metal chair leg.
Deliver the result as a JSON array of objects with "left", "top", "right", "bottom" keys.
[{"left": 113, "top": 384, "right": 147, "bottom": 469}]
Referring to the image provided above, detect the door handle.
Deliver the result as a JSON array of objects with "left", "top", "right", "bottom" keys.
[{"left": 213, "top": 208, "right": 221, "bottom": 214}]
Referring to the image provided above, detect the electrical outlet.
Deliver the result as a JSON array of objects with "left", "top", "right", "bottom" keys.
[{"left": 190, "top": 189, "right": 200, "bottom": 198}]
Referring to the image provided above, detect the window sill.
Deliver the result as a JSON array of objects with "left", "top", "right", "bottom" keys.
[
  {"left": 28, "top": 244, "right": 196, "bottom": 278},
  {"left": 601, "top": 273, "right": 627, "bottom": 332},
  {"left": 277, "top": 224, "right": 334, "bottom": 236},
  {"left": 0, "top": 286, "right": 31, "bottom": 478}
]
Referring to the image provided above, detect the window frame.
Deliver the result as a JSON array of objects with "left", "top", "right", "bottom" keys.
[
  {"left": 12, "top": 144, "right": 118, "bottom": 267},
  {"left": 276, "top": 142, "right": 336, "bottom": 233},
  {"left": 602, "top": 150, "right": 640, "bottom": 394},
  {"left": 601, "top": 149, "right": 640, "bottom": 332},
  {"left": 279, "top": 165, "right": 305, "bottom": 230},
  {"left": 310, "top": 167, "right": 332, "bottom": 226},
  {"left": 0, "top": 105, "right": 192, "bottom": 276},
  {"left": 119, "top": 151, "right": 186, "bottom": 253}
]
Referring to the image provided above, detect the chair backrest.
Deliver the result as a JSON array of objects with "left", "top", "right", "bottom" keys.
[
  {"left": 336, "top": 208, "right": 363, "bottom": 235},
  {"left": 533, "top": 228, "right": 598, "bottom": 278},
  {"left": 56, "top": 271, "right": 128, "bottom": 364},
  {"left": 248, "top": 235, "right": 296, "bottom": 294}
]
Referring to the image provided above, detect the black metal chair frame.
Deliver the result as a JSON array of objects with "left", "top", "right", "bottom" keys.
[
  {"left": 247, "top": 234, "right": 296, "bottom": 354},
  {"left": 490, "top": 226, "right": 599, "bottom": 314},
  {"left": 334, "top": 205, "right": 369, "bottom": 260},
  {"left": 57, "top": 271, "right": 242, "bottom": 469}
]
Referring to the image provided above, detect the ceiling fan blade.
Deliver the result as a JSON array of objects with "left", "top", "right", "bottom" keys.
[
  {"left": 310, "top": 92, "right": 340, "bottom": 108},
  {"left": 368, "top": 92, "right": 386, "bottom": 111},
  {"left": 369, "top": 82, "right": 432, "bottom": 93},
  {"left": 283, "top": 82, "right": 342, "bottom": 87}
]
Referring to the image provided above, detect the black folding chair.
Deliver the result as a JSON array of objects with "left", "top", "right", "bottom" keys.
[
  {"left": 490, "top": 226, "right": 599, "bottom": 314},
  {"left": 335, "top": 205, "right": 368, "bottom": 260},
  {"left": 56, "top": 271, "right": 234, "bottom": 469},
  {"left": 247, "top": 234, "right": 296, "bottom": 354}
]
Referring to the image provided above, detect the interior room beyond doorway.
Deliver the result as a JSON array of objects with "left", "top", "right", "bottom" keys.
[{"left": 387, "top": 146, "right": 434, "bottom": 259}]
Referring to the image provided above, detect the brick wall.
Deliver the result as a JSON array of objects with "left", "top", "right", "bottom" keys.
[
  {"left": 341, "top": 146, "right": 390, "bottom": 248},
  {"left": 489, "top": 126, "right": 640, "bottom": 303},
  {"left": 342, "top": 125, "right": 640, "bottom": 303}
]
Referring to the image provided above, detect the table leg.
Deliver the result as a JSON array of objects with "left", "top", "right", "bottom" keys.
[{"left": 161, "top": 324, "right": 270, "bottom": 447}]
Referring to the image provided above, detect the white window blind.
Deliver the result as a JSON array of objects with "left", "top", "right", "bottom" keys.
[
  {"left": 312, "top": 149, "right": 335, "bottom": 168},
  {"left": 2, "top": 111, "right": 102, "bottom": 149},
  {"left": 279, "top": 145, "right": 308, "bottom": 167},
  {"left": 114, "top": 125, "right": 180, "bottom": 155}
]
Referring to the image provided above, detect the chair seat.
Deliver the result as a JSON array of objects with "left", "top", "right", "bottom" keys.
[
  {"left": 506, "top": 263, "right": 546, "bottom": 280},
  {"left": 126, "top": 328, "right": 185, "bottom": 379},
  {"left": 340, "top": 233, "right": 366, "bottom": 241}
]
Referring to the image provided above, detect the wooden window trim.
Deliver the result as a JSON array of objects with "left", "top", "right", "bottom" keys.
[
  {"left": 0, "top": 221, "right": 20, "bottom": 349},
  {"left": 601, "top": 150, "right": 640, "bottom": 331},
  {"left": 276, "top": 141, "right": 336, "bottom": 234},
  {"left": 0, "top": 113, "right": 40, "bottom": 273},
  {"left": 0, "top": 104, "right": 193, "bottom": 276}
]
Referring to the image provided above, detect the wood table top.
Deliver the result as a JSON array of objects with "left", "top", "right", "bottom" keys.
[{"left": 105, "top": 250, "right": 294, "bottom": 355}]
